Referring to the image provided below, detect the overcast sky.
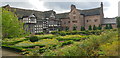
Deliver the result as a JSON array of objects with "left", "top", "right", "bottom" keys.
[{"left": 0, "top": 0, "right": 120, "bottom": 18}]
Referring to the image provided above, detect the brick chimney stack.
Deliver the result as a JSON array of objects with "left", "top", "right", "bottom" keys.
[{"left": 71, "top": 4, "right": 76, "bottom": 12}]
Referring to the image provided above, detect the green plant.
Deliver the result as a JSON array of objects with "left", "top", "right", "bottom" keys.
[
  {"left": 98, "top": 25, "right": 102, "bottom": 30},
  {"left": 88, "top": 25, "right": 92, "bottom": 30},
  {"left": 93, "top": 25, "right": 97, "bottom": 30},
  {"left": 29, "top": 36, "right": 38, "bottom": 42},
  {"left": 109, "top": 24, "right": 113, "bottom": 29},
  {"left": 81, "top": 26, "right": 85, "bottom": 31},
  {"left": 104, "top": 24, "right": 109, "bottom": 29},
  {"left": 61, "top": 40, "right": 74, "bottom": 46}
]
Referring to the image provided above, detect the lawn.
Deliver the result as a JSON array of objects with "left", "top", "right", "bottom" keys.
[{"left": 2, "top": 29, "right": 118, "bottom": 56}]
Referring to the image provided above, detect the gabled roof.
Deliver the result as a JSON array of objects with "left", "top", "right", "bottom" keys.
[
  {"left": 2, "top": 5, "right": 55, "bottom": 20},
  {"left": 43, "top": 10, "right": 56, "bottom": 18},
  {"left": 78, "top": 7, "right": 101, "bottom": 16},
  {"left": 56, "top": 12, "right": 69, "bottom": 19}
]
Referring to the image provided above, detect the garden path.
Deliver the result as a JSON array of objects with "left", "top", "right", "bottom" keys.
[{"left": 2, "top": 48, "right": 22, "bottom": 56}]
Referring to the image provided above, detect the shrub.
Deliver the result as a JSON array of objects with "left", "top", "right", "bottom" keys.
[
  {"left": 109, "top": 24, "right": 113, "bottom": 29},
  {"left": 88, "top": 25, "right": 92, "bottom": 30},
  {"left": 104, "top": 24, "right": 109, "bottom": 29},
  {"left": 81, "top": 26, "right": 85, "bottom": 31},
  {"left": 29, "top": 36, "right": 38, "bottom": 42},
  {"left": 61, "top": 40, "right": 74, "bottom": 46},
  {"left": 98, "top": 25, "right": 102, "bottom": 30},
  {"left": 93, "top": 25, "right": 97, "bottom": 30},
  {"left": 59, "top": 31, "right": 66, "bottom": 36},
  {"left": 39, "top": 32, "right": 44, "bottom": 34}
]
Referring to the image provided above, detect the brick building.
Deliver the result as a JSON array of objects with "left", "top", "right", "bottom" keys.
[
  {"left": 2, "top": 2, "right": 117, "bottom": 34},
  {"left": 57, "top": 2, "right": 105, "bottom": 30}
]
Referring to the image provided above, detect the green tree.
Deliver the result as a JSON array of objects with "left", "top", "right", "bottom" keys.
[
  {"left": 81, "top": 26, "right": 85, "bottom": 31},
  {"left": 93, "top": 25, "right": 97, "bottom": 30},
  {"left": 73, "top": 25, "right": 77, "bottom": 31},
  {"left": 104, "top": 24, "right": 109, "bottom": 29},
  {"left": 2, "top": 8, "right": 29, "bottom": 38},
  {"left": 65, "top": 26, "right": 69, "bottom": 31},
  {"left": 98, "top": 24, "right": 102, "bottom": 30},
  {"left": 88, "top": 25, "right": 92, "bottom": 30},
  {"left": 109, "top": 24, "right": 112, "bottom": 29},
  {"left": 116, "top": 17, "right": 120, "bottom": 28}
]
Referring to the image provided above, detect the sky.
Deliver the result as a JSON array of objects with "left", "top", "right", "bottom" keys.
[{"left": 0, "top": 0, "right": 120, "bottom": 18}]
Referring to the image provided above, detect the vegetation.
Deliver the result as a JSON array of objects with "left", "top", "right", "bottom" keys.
[
  {"left": 88, "top": 25, "right": 92, "bottom": 30},
  {"left": 98, "top": 25, "right": 102, "bottom": 30},
  {"left": 2, "top": 8, "right": 29, "bottom": 38},
  {"left": 29, "top": 36, "right": 39, "bottom": 42},
  {"left": 93, "top": 25, "right": 97, "bottom": 30},
  {"left": 2, "top": 29, "right": 118, "bottom": 56},
  {"left": 81, "top": 26, "right": 85, "bottom": 31}
]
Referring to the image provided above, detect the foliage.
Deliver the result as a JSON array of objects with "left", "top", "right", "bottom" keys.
[
  {"left": 65, "top": 26, "right": 69, "bottom": 31},
  {"left": 93, "top": 25, "right": 97, "bottom": 30},
  {"left": 109, "top": 24, "right": 113, "bottom": 29},
  {"left": 98, "top": 25, "right": 102, "bottom": 30},
  {"left": 38, "top": 32, "right": 44, "bottom": 34},
  {"left": 73, "top": 25, "right": 77, "bottom": 31},
  {"left": 104, "top": 24, "right": 109, "bottom": 29},
  {"left": 56, "top": 35, "right": 87, "bottom": 41},
  {"left": 116, "top": 17, "right": 120, "bottom": 28},
  {"left": 29, "top": 36, "right": 39, "bottom": 42},
  {"left": 88, "top": 25, "right": 92, "bottom": 30},
  {"left": 2, "top": 8, "right": 29, "bottom": 38},
  {"left": 35, "top": 34, "right": 55, "bottom": 39},
  {"left": 2, "top": 37, "right": 29, "bottom": 45},
  {"left": 81, "top": 26, "right": 85, "bottom": 31},
  {"left": 61, "top": 40, "right": 74, "bottom": 46}
]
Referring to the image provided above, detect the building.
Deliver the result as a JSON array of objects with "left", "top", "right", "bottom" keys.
[
  {"left": 102, "top": 18, "right": 117, "bottom": 28},
  {"left": 56, "top": 2, "right": 104, "bottom": 30},
  {"left": 2, "top": 2, "right": 117, "bottom": 34},
  {"left": 2, "top": 5, "right": 61, "bottom": 34}
]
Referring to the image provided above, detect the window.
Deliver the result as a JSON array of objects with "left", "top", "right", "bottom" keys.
[
  {"left": 73, "top": 11, "right": 76, "bottom": 14},
  {"left": 72, "top": 21, "right": 77, "bottom": 23},
  {"left": 94, "top": 19, "right": 98, "bottom": 22},
  {"left": 86, "top": 20, "right": 89, "bottom": 22},
  {"left": 68, "top": 21, "right": 70, "bottom": 23},
  {"left": 64, "top": 22, "right": 66, "bottom": 24},
  {"left": 73, "top": 16, "right": 76, "bottom": 19}
]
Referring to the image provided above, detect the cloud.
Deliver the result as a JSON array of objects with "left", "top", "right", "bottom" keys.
[
  {"left": 43, "top": 2, "right": 110, "bottom": 12},
  {"left": 1, "top": 2, "right": 35, "bottom": 10}
]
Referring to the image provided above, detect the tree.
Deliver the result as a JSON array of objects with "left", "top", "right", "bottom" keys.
[
  {"left": 93, "top": 25, "right": 97, "bottom": 30},
  {"left": 65, "top": 26, "right": 69, "bottom": 31},
  {"left": 104, "top": 24, "right": 109, "bottom": 29},
  {"left": 116, "top": 17, "right": 120, "bottom": 28},
  {"left": 81, "top": 26, "right": 85, "bottom": 31},
  {"left": 109, "top": 24, "right": 113, "bottom": 29},
  {"left": 2, "top": 8, "right": 29, "bottom": 38},
  {"left": 88, "top": 25, "right": 92, "bottom": 30},
  {"left": 73, "top": 25, "right": 77, "bottom": 31},
  {"left": 98, "top": 24, "right": 102, "bottom": 30}
]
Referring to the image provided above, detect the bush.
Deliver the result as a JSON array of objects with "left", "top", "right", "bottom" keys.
[
  {"left": 61, "top": 40, "right": 74, "bottom": 46},
  {"left": 88, "top": 25, "right": 92, "bottom": 30},
  {"left": 29, "top": 36, "right": 38, "bottom": 42},
  {"left": 93, "top": 25, "right": 97, "bottom": 30}
]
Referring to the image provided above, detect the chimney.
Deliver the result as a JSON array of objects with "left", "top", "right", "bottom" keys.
[
  {"left": 71, "top": 4, "right": 76, "bottom": 11},
  {"left": 101, "top": 2, "right": 103, "bottom": 8}
]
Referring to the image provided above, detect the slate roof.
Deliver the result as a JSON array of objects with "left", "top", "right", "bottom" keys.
[
  {"left": 56, "top": 12, "right": 69, "bottom": 19},
  {"left": 56, "top": 7, "right": 101, "bottom": 19},
  {"left": 2, "top": 5, "right": 55, "bottom": 20},
  {"left": 102, "top": 18, "right": 116, "bottom": 24},
  {"left": 79, "top": 7, "right": 101, "bottom": 16}
]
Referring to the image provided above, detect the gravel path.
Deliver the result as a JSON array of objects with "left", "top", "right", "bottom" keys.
[{"left": 1, "top": 48, "right": 22, "bottom": 56}]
